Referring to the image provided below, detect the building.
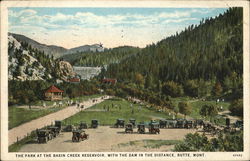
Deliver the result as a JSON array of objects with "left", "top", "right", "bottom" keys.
[
  {"left": 44, "top": 85, "right": 64, "bottom": 101},
  {"left": 90, "top": 43, "right": 104, "bottom": 52},
  {"left": 68, "top": 77, "right": 80, "bottom": 83},
  {"left": 102, "top": 78, "right": 117, "bottom": 85}
]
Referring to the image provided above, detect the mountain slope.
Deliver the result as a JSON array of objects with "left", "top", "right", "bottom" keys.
[
  {"left": 9, "top": 33, "right": 68, "bottom": 58},
  {"left": 9, "top": 33, "right": 106, "bottom": 58},
  {"left": 61, "top": 46, "right": 141, "bottom": 67},
  {"left": 8, "top": 35, "right": 75, "bottom": 81},
  {"left": 103, "top": 8, "right": 243, "bottom": 91}
]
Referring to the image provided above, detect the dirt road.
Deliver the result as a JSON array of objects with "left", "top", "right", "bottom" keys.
[
  {"left": 19, "top": 126, "right": 197, "bottom": 152},
  {"left": 218, "top": 110, "right": 240, "bottom": 123},
  {"left": 9, "top": 96, "right": 111, "bottom": 146}
]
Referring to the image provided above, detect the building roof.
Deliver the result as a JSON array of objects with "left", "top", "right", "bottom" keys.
[
  {"left": 102, "top": 78, "right": 117, "bottom": 84},
  {"left": 45, "top": 85, "right": 64, "bottom": 93},
  {"left": 68, "top": 77, "right": 80, "bottom": 82}
]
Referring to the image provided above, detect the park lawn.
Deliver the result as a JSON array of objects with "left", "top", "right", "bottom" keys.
[
  {"left": 63, "top": 97, "right": 173, "bottom": 126},
  {"left": 8, "top": 106, "right": 63, "bottom": 129},
  {"left": 31, "top": 94, "right": 103, "bottom": 106},
  {"left": 189, "top": 100, "right": 230, "bottom": 119},
  {"left": 170, "top": 97, "right": 230, "bottom": 125},
  {"left": 9, "top": 94, "right": 103, "bottom": 129}
]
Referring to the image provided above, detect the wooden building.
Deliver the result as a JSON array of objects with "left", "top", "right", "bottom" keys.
[
  {"left": 102, "top": 78, "right": 117, "bottom": 85},
  {"left": 68, "top": 77, "right": 80, "bottom": 83},
  {"left": 44, "top": 85, "right": 64, "bottom": 101}
]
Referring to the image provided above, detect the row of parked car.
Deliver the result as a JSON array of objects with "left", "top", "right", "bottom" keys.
[{"left": 36, "top": 120, "right": 62, "bottom": 143}]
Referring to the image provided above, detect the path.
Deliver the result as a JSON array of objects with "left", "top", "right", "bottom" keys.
[
  {"left": 218, "top": 110, "right": 240, "bottom": 124},
  {"left": 8, "top": 95, "right": 111, "bottom": 146}
]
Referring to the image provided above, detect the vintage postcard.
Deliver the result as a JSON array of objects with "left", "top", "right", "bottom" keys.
[{"left": 1, "top": 0, "right": 250, "bottom": 161}]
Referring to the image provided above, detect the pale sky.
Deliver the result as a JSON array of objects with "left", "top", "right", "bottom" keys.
[{"left": 8, "top": 8, "right": 227, "bottom": 49}]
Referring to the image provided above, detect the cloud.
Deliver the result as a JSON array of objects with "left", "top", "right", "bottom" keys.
[
  {"left": 8, "top": 8, "right": 224, "bottom": 48},
  {"left": 9, "top": 8, "right": 197, "bottom": 30}
]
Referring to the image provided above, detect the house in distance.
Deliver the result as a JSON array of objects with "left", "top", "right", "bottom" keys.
[
  {"left": 68, "top": 77, "right": 80, "bottom": 83},
  {"left": 44, "top": 85, "right": 64, "bottom": 101},
  {"left": 102, "top": 78, "right": 117, "bottom": 85}
]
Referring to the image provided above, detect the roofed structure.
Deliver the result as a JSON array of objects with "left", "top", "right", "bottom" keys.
[{"left": 44, "top": 85, "right": 64, "bottom": 101}]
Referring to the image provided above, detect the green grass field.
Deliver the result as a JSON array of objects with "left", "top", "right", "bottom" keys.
[
  {"left": 8, "top": 94, "right": 103, "bottom": 129},
  {"left": 63, "top": 97, "right": 174, "bottom": 126},
  {"left": 171, "top": 97, "right": 230, "bottom": 118},
  {"left": 8, "top": 106, "right": 63, "bottom": 129},
  {"left": 31, "top": 94, "right": 103, "bottom": 106},
  {"left": 171, "top": 97, "right": 230, "bottom": 125}
]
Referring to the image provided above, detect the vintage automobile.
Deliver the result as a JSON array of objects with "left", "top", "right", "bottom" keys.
[
  {"left": 148, "top": 122, "right": 160, "bottom": 134},
  {"left": 159, "top": 119, "right": 167, "bottom": 128},
  {"left": 72, "top": 129, "right": 89, "bottom": 142},
  {"left": 176, "top": 119, "right": 186, "bottom": 128},
  {"left": 79, "top": 122, "right": 88, "bottom": 130},
  {"left": 114, "top": 119, "right": 125, "bottom": 128},
  {"left": 36, "top": 129, "right": 50, "bottom": 143},
  {"left": 184, "top": 120, "right": 194, "bottom": 129},
  {"left": 63, "top": 125, "right": 75, "bottom": 132},
  {"left": 125, "top": 123, "right": 133, "bottom": 133},
  {"left": 47, "top": 126, "right": 60, "bottom": 138},
  {"left": 137, "top": 123, "right": 145, "bottom": 134},
  {"left": 55, "top": 120, "right": 62, "bottom": 131},
  {"left": 91, "top": 119, "right": 99, "bottom": 128},
  {"left": 129, "top": 118, "right": 136, "bottom": 127},
  {"left": 166, "top": 119, "right": 177, "bottom": 128},
  {"left": 196, "top": 119, "right": 204, "bottom": 128},
  {"left": 234, "top": 120, "right": 243, "bottom": 129}
]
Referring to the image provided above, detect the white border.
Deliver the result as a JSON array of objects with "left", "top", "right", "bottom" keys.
[{"left": 1, "top": 1, "right": 249, "bottom": 161}]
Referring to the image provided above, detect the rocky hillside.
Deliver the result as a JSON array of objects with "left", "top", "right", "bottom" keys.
[
  {"left": 9, "top": 33, "right": 68, "bottom": 58},
  {"left": 8, "top": 35, "right": 75, "bottom": 81},
  {"left": 9, "top": 33, "right": 105, "bottom": 58}
]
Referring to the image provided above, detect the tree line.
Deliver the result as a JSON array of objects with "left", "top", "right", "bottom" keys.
[{"left": 101, "top": 7, "right": 243, "bottom": 101}]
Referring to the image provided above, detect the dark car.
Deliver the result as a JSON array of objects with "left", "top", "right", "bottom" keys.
[
  {"left": 114, "top": 119, "right": 125, "bottom": 128},
  {"left": 159, "top": 119, "right": 167, "bottom": 128},
  {"left": 129, "top": 118, "right": 136, "bottom": 127},
  {"left": 184, "top": 120, "right": 194, "bottom": 129},
  {"left": 125, "top": 123, "right": 133, "bottom": 133},
  {"left": 47, "top": 126, "right": 60, "bottom": 138},
  {"left": 176, "top": 119, "right": 186, "bottom": 128},
  {"left": 91, "top": 119, "right": 99, "bottom": 128},
  {"left": 148, "top": 122, "right": 160, "bottom": 134},
  {"left": 137, "top": 123, "right": 145, "bottom": 134},
  {"left": 79, "top": 122, "right": 88, "bottom": 130},
  {"left": 63, "top": 125, "right": 75, "bottom": 132},
  {"left": 55, "top": 120, "right": 62, "bottom": 131},
  {"left": 72, "top": 129, "right": 89, "bottom": 142},
  {"left": 36, "top": 129, "right": 50, "bottom": 143},
  {"left": 234, "top": 120, "right": 243, "bottom": 129}
]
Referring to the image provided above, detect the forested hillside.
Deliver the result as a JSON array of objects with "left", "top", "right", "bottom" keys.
[
  {"left": 102, "top": 8, "right": 243, "bottom": 99},
  {"left": 61, "top": 46, "right": 140, "bottom": 67}
]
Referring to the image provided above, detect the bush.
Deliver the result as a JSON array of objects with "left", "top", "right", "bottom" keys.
[
  {"left": 162, "top": 81, "right": 183, "bottom": 97},
  {"left": 178, "top": 101, "right": 192, "bottom": 118},
  {"left": 184, "top": 80, "right": 199, "bottom": 97},
  {"left": 174, "top": 131, "right": 243, "bottom": 152},
  {"left": 229, "top": 99, "right": 243, "bottom": 117}
]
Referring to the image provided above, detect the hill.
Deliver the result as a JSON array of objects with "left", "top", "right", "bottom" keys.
[
  {"left": 8, "top": 35, "right": 75, "bottom": 81},
  {"left": 9, "top": 33, "right": 106, "bottom": 58},
  {"left": 9, "top": 33, "right": 68, "bottom": 58},
  {"left": 102, "top": 7, "right": 243, "bottom": 99},
  {"left": 61, "top": 46, "right": 141, "bottom": 67}
]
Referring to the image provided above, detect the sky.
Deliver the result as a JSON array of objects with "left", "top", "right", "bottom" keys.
[{"left": 8, "top": 7, "right": 228, "bottom": 49}]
